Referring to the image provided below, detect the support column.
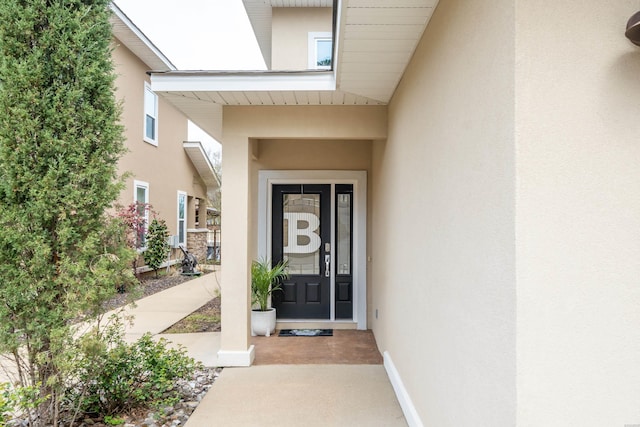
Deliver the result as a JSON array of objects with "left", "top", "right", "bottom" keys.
[
  {"left": 197, "top": 198, "right": 207, "bottom": 228},
  {"left": 217, "top": 135, "right": 254, "bottom": 366}
]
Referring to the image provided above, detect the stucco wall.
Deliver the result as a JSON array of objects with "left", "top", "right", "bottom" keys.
[
  {"left": 272, "top": 7, "right": 332, "bottom": 70},
  {"left": 253, "top": 139, "right": 371, "bottom": 171},
  {"left": 515, "top": 1, "right": 640, "bottom": 425},
  {"left": 112, "top": 39, "right": 207, "bottom": 236},
  {"left": 372, "top": 0, "right": 516, "bottom": 424}
]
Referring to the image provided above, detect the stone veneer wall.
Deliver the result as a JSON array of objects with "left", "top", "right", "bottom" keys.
[{"left": 187, "top": 229, "right": 209, "bottom": 265}]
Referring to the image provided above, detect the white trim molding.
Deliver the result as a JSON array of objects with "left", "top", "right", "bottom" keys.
[
  {"left": 216, "top": 345, "right": 256, "bottom": 367},
  {"left": 151, "top": 70, "right": 336, "bottom": 93},
  {"left": 384, "top": 351, "right": 424, "bottom": 427}
]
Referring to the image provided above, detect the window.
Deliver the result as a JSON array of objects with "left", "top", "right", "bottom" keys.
[
  {"left": 134, "top": 180, "right": 149, "bottom": 248},
  {"left": 195, "top": 198, "right": 200, "bottom": 228},
  {"left": 177, "top": 191, "right": 187, "bottom": 246},
  {"left": 143, "top": 82, "right": 158, "bottom": 145},
  {"left": 308, "top": 32, "right": 332, "bottom": 69}
]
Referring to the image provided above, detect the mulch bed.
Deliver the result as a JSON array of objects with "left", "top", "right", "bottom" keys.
[
  {"left": 101, "top": 269, "right": 222, "bottom": 334},
  {"left": 102, "top": 270, "right": 208, "bottom": 312},
  {"left": 162, "top": 296, "right": 221, "bottom": 333}
]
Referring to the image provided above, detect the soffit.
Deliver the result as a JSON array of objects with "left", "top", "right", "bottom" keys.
[
  {"left": 242, "top": 0, "right": 439, "bottom": 103},
  {"left": 151, "top": 70, "right": 382, "bottom": 140},
  {"left": 151, "top": 0, "right": 438, "bottom": 134},
  {"left": 161, "top": 88, "right": 383, "bottom": 107},
  {"left": 151, "top": 70, "right": 384, "bottom": 107},
  {"left": 336, "top": 0, "right": 439, "bottom": 103},
  {"left": 270, "top": 1, "right": 333, "bottom": 6},
  {"left": 109, "top": 3, "right": 175, "bottom": 71}
]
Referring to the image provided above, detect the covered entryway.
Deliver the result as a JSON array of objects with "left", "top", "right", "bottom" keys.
[{"left": 176, "top": 106, "right": 386, "bottom": 367}]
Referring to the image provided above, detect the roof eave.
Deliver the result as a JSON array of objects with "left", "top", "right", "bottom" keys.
[
  {"left": 110, "top": 2, "right": 176, "bottom": 71},
  {"left": 183, "top": 141, "right": 220, "bottom": 190}
]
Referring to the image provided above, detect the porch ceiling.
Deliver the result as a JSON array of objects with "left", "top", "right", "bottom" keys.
[
  {"left": 337, "top": 0, "right": 439, "bottom": 102},
  {"left": 150, "top": 0, "right": 439, "bottom": 138}
]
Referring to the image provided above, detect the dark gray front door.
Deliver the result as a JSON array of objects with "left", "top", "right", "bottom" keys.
[{"left": 272, "top": 184, "right": 331, "bottom": 319}]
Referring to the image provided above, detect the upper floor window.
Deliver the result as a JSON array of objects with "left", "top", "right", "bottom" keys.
[
  {"left": 308, "top": 32, "right": 332, "bottom": 70},
  {"left": 144, "top": 82, "right": 158, "bottom": 145}
]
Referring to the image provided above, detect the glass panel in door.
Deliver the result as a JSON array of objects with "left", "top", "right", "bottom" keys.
[{"left": 272, "top": 184, "right": 330, "bottom": 319}]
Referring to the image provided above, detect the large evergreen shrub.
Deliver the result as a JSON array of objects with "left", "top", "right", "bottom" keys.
[{"left": 0, "top": 0, "right": 131, "bottom": 423}]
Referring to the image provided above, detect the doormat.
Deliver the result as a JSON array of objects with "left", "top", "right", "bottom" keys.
[{"left": 278, "top": 329, "right": 333, "bottom": 337}]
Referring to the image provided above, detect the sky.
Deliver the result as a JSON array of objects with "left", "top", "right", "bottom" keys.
[
  {"left": 114, "top": 0, "right": 267, "bottom": 153},
  {"left": 114, "top": 0, "right": 265, "bottom": 70}
]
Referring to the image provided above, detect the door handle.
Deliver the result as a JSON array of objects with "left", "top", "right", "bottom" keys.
[{"left": 325, "top": 254, "right": 330, "bottom": 277}]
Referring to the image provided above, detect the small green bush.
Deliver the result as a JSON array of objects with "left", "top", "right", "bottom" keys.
[
  {"left": 69, "top": 320, "right": 200, "bottom": 417},
  {"left": 143, "top": 218, "right": 170, "bottom": 277},
  {"left": 0, "top": 382, "right": 45, "bottom": 425},
  {"left": 103, "top": 414, "right": 126, "bottom": 425},
  {"left": 0, "top": 383, "right": 12, "bottom": 425}
]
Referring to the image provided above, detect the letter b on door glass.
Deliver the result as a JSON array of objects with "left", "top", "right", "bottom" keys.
[{"left": 283, "top": 212, "right": 321, "bottom": 254}]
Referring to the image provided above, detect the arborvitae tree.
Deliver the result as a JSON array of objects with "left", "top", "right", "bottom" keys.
[
  {"left": 143, "top": 218, "right": 170, "bottom": 277},
  {"left": 0, "top": 0, "right": 131, "bottom": 423}
]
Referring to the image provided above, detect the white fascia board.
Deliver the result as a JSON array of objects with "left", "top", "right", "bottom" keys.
[{"left": 150, "top": 72, "right": 336, "bottom": 93}]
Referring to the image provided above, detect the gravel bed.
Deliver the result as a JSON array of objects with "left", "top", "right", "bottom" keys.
[
  {"left": 9, "top": 270, "right": 223, "bottom": 427},
  {"left": 69, "top": 368, "right": 222, "bottom": 427},
  {"left": 87, "top": 270, "right": 220, "bottom": 426}
]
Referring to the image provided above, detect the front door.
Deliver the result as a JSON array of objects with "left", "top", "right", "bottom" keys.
[{"left": 272, "top": 184, "right": 331, "bottom": 319}]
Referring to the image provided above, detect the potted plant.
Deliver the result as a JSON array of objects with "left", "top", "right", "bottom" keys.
[{"left": 251, "top": 258, "right": 288, "bottom": 337}]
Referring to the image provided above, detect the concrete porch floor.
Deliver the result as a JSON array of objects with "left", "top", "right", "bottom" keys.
[
  {"left": 111, "top": 272, "right": 406, "bottom": 426},
  {"left": 251, "top": 329, "right": 383, "bottom": 365}
]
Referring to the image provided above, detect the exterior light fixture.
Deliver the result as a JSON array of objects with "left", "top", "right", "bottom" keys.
[{"left": 625, "top": 11, "right": 640, "bottom": 46}]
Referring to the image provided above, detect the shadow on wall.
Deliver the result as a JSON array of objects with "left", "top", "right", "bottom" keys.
[{"left": 606, "top": 51, "right": 640, "bottom": 131}]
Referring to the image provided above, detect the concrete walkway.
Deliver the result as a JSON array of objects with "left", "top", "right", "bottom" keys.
[
  {"left": 101, "top": 270, "right": 223, "bottom": 366},
  {"left": 110, "top": 270, "right": 407, "bottom": 426},
  {"left": 185, "top": 365, "right": 407, "bottom": 427}
]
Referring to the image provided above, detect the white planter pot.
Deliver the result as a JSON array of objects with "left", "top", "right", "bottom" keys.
[{"left": 251, "top": 308, "right": 276, "bottom": 337}]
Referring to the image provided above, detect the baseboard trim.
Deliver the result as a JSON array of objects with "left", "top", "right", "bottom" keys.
[
  {"left": 216, "top": 345, "right": 255, "bottom": 367},
  {"left": 383, "top": 351, "right": 424, "bottom": 427}
]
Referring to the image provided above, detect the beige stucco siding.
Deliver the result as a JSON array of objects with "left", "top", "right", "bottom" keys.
[
  {"left": 272, "top": 7, "right": 332, "bottom": 70},
  {"left": 112, "top": 39, "right": 207, "bottom": 234},
  {"left": 515, "top": 1, "right": 640, "bottom": 425},
  {"left": 253, "top": 139, "right": 371, "bottom": 171},
  {"left": 372, "top": 0, "right": 516, "bottom": 424}
]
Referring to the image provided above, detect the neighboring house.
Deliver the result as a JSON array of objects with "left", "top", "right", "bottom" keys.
[
  {"left": 143, "top": 1, "right": 639, "bottom": 426},
  {"left": 109, "top": 4, "right": 219, "bottom": 266}
]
